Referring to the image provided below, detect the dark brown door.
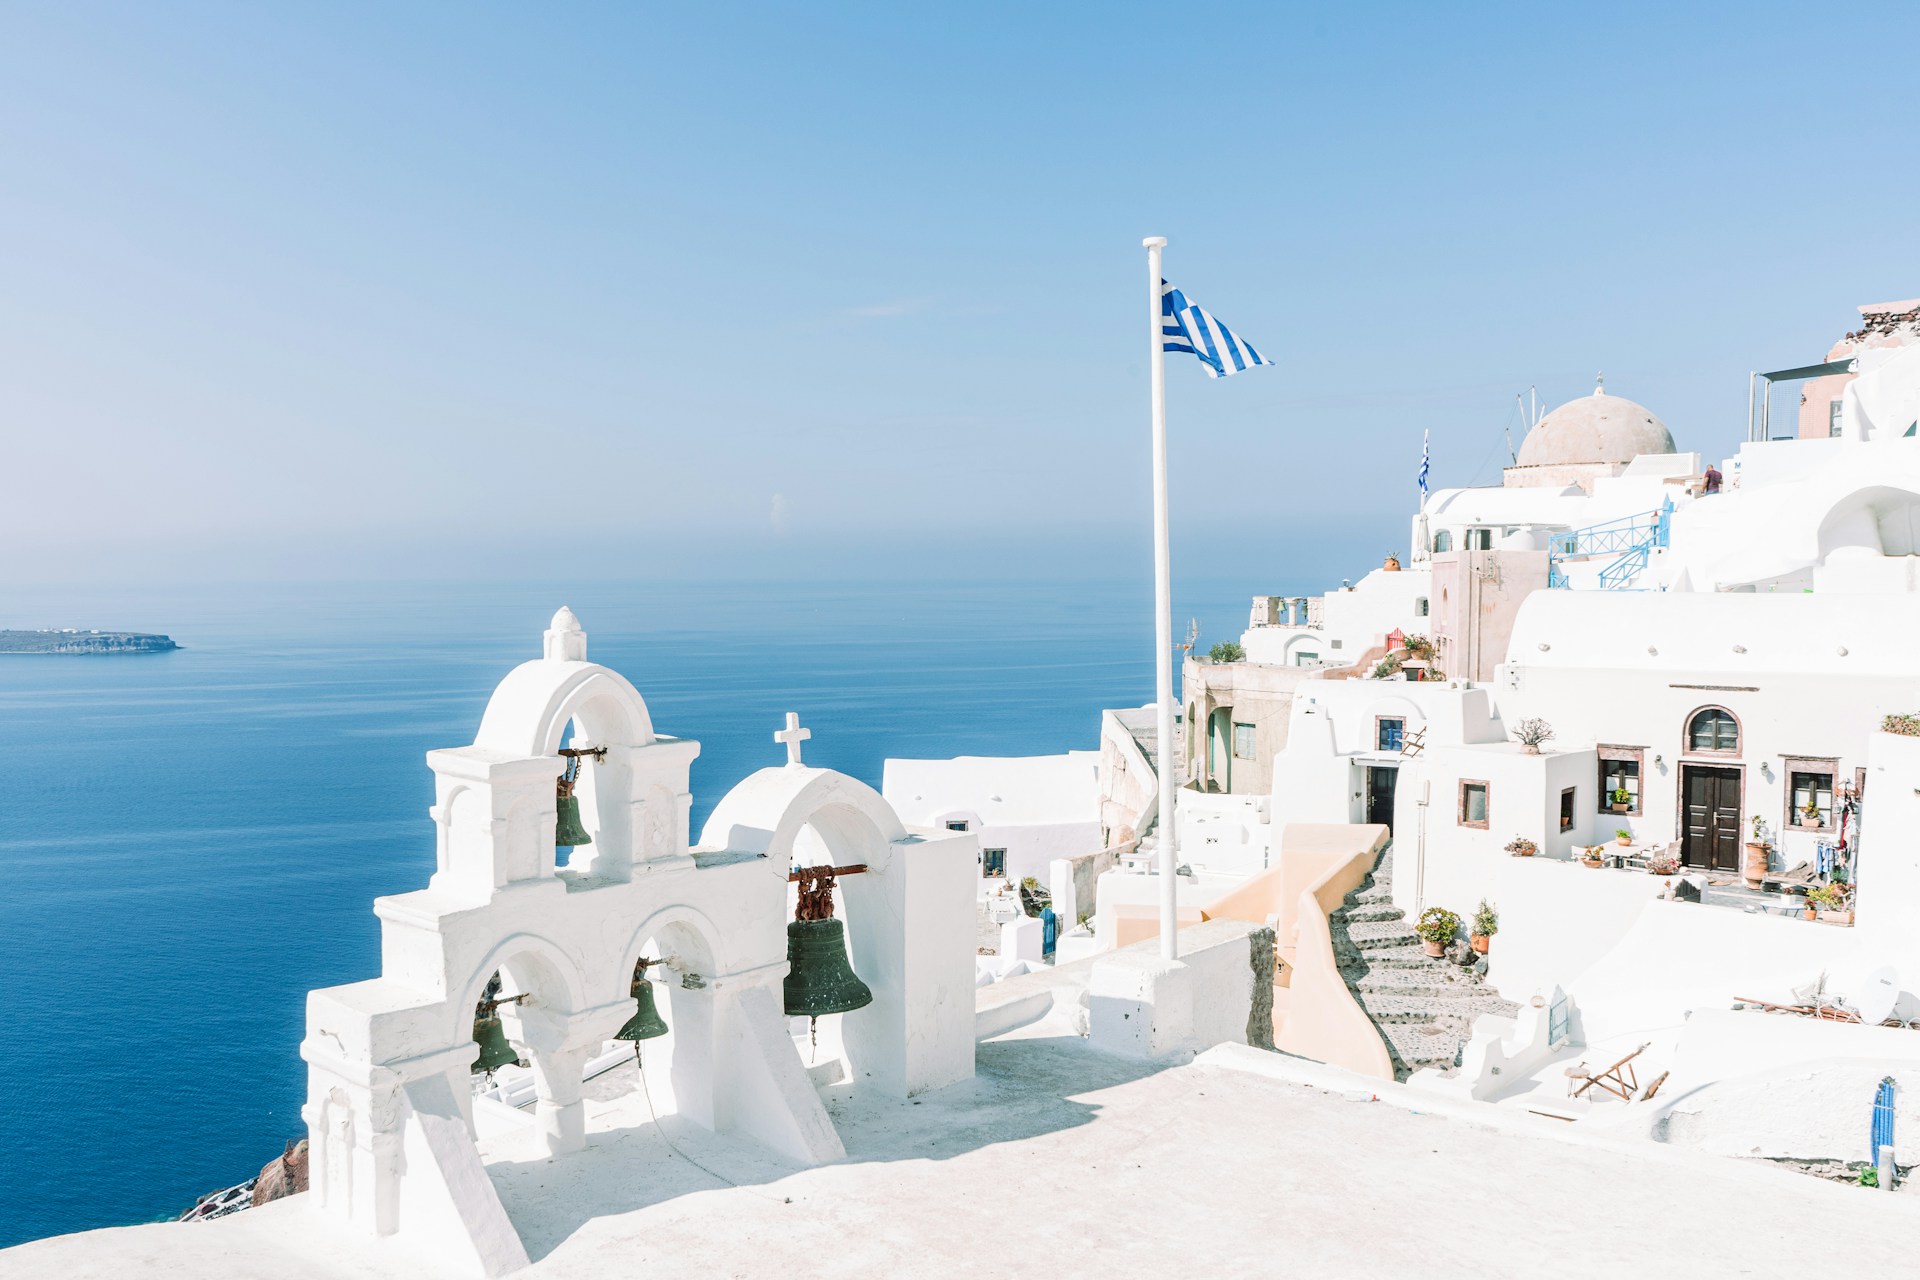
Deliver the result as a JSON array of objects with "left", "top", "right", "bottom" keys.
[
  {"left": 1682, "top": 765, "right": 1742, "bottom": 870},
  {"left": 1366, "top": 766, "right": 1397, "bottom": 834}
]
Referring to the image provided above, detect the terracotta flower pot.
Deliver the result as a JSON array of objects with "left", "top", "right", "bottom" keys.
[
  {"left": 1804, "top": 906, "right": 1818, "bottom": 921},
  {"left": 1743, "top": 841, "right": 1769, "bottom": 889},
  {"left": 1615, "top": 837, "right": 1631, "bottom": 847},
  {"left": 1611, "top": 803, "right": 1629, "bottom": 815},
  {"left": 1800, "top": 815, "right": 1820, "bottom": 829},
  {"left": 1583, "top": 856, "right": 1604, "bottom": 869},
  {"left": 1421, "top": 939, "right": 1444, "bottom": 957},
  {"left": 1470, "top": 934, "right": 1490, "bottom": 954}
]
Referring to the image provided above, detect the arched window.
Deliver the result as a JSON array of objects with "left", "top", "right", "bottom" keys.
[
  {"left": 1415, "top": 597, "right": 1429, "bottom": 617},
  {"left": 1432, "top": 530, "right": 1453, "bottom": 553},
  {"left": 1687, "top": 707, "right": 1739, "bottom": 754}
]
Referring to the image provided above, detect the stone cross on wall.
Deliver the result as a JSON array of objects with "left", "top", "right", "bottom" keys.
[{"left": 775, "top": 712, "right": 812, "bottom": 766}]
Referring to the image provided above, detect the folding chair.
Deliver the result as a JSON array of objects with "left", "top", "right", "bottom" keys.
[{"left": 1570, "top": 1043, "right": 1650, "bottom": 1101}]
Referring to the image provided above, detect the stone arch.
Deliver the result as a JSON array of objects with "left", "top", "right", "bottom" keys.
[
  {"left": 698, "top": 768, "right": 907, "bottom": 874},
  {"left": 450, "top": 930, "right": 591, "bottom": 1046},
  {"left": 475, "top": 663, "right": 657, "bottom": 758},
  {"left": 1815, "top": 484, "right": 1920, "bottom": 559},
  {"left": 615, "top": 903, "right": 725, "bottom": 998}
]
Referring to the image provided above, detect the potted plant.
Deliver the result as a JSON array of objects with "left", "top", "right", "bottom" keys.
[
  {"left": 1470, "top": 900, "right": 1497, "bottom": 954},
  {"left": 1614, "top": 827, "right": 1632, "bottom": 848},
  {"left": 1415, "top": 906, "right": 1459, "bottom": 958},
  {"left": 1610, "top": 787, "right": 1632, "bottom": 815},
  {"left": 1744, "top": 815, "right": 1771, "bottom": 889},
  {"left": 1646, "top": 851, "right": 1680, "bottom": 876},
  {"left": 1504, "top": 836, "right": 1537, "bottom": 858},
  {"left": 1807, "top": 883, "right": 1852, "bottom": 925},
  {"left": 1511, "top": 717, "right": 1555, "bottom": 754},
  {"left": 1798, "top": 799, "right": 1823, "bottom": 829},
  {"left": 1582, "top": 847, "right": 1606, "bottom": 868}
]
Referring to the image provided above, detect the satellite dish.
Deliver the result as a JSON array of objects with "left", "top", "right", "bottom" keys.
[{"left": 1855, "top": 967, "right": 1899, "bottom": 1027}]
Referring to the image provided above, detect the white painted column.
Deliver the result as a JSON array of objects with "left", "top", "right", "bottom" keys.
[
  {"left": 1144, "top": 234, "right": 1179, "bottom": 961},
  {"left": 528, "top": 1045, "right": 590, "bottom": 1155}
]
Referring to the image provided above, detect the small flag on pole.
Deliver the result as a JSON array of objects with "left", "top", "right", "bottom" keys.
[
  {"left": 1419, "top": 430, "right": 1431, "bottom": 496},
  {"left": 1160, "top": 280, "right": 1272, "bottom": 379}
]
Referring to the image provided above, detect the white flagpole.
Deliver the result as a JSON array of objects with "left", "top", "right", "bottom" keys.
[{"left": 1144, "top": 235, "right": 1178, "bottom": 961}]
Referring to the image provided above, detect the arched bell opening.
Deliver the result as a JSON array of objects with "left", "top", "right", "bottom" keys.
[
  {"left": 610, "top": 914, "right": 722, "bottom": 1128},
  {"left": 783, "top": 813, "right": 886, "bottom": 1073},
  {"left": 454, "top": 939, "right": 587, "bottom": 1126}
]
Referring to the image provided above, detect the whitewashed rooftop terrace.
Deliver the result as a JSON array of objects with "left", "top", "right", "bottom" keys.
[{"left": 8, "top": 1021, "right": 1915, "bottom": 1278}]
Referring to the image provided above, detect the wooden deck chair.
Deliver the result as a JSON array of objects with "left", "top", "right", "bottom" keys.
[
  {"left": 1570, "top": 1043, "right": 1650, "bottom": 1101},
  {"left": 1639, "top": 1071, "right": 1669, "bottom": 1102}
]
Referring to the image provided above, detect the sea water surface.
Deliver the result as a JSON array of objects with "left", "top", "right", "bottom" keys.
[{"left": 0, "top": 577, "right": 1269, "bottom": 1247}]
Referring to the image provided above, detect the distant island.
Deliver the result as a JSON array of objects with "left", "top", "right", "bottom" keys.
[{"left": 0, "top": 629, "right": 179, "bottom": 654}]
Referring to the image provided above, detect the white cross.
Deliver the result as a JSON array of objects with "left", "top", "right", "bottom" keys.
[{"left": 774, "top": 712, "right": 812, "bottom": 766}]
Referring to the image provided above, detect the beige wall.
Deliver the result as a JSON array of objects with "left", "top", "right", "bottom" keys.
[
  {"left": 1429, "top": 548, "right": 1549, "bottom": 682},
  {"left": 1180, "top": 657, "right": 1311, "bottom": 795},
  {"left": 1200, "top": 823, "right": 1395, "bottom": 1080}
]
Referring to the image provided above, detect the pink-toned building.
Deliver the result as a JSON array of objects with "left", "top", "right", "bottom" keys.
[{"left": 1796, "top": 298, "right": 1920, "bottom": 438}]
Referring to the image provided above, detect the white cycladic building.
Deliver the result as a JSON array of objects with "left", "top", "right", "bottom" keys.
[{"left": 882, "top": 751, "right": 1100, "bottom": 888}]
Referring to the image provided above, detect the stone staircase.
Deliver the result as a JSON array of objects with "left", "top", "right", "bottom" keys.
[{"left": 1328, "top": 845, "right": 1519, "bottom": 1081}]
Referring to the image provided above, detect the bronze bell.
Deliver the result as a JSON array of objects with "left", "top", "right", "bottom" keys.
[
  {"left": 782, "top": 917, "right": 873, "bottom": 1019},
  {"left": 615, "top": 978, "right": 669, "bottom": 1042},
  {"left": 471, "top": 1010, "right": 522, "bottom": 1075},
  {"left": 555, "top": 792, "right": 592, "bottom": 848}
]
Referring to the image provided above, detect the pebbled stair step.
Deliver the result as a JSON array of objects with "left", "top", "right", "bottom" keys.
[
  {"left": 1346, "top": 967, "right": 1471, "bottom": 994},
  {"left": 1348, "top": 995, "right": 1477, "bottom": 1024},
  {"left": 1332, "top": 903, "right": 1404, "bottom": 924},
  {"left": 1333, "top": 944, "right": 1434, "bottom": 970},
  {"left": 1339, "top": 920, "right": 1420, "bottom": 948},
  {"left": 1382, "top": 1022, "right": 1466, "bottom": 1071}
]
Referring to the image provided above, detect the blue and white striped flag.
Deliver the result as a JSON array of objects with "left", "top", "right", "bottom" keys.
[
  {"left": 1160, "top": 279, "right": 1272, "bottom": 379},
  {"left": 1419, "top": 430, "right": 1431, "bottom": 496}
]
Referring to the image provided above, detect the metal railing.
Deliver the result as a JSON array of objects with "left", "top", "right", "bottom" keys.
[{"left": 1548, "top": 499, "right": 1671, "bottom": 591}]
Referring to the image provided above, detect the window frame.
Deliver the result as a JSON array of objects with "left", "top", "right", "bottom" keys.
[
  {"left": 945, "top": 819, "right": 970, "bottom": 833},
  {"left": 1559, "top": 786, "right": 1577, "bottom": 832},
  {"left": 1231, "top": 721, "right": 1257, "bottom": 761},
  {"left": 1683, "top": 706, "right": 1741, "bottom": 758},
  {"left": 1782, "top": 756, "right": 1839, "bottom": 834},
  {"left": 1375, "top": 716, "right": 1406, "bottom": 754},
  {"left": 1458, "top": 778, "right": 1490, "bottom": 830},
  {"left": 1596, "top": 745, "right": 1645, "bottom": 816}
]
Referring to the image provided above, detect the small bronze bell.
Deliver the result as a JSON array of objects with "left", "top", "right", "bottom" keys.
[
  {"left": 782, "top": 917, "right": 873, "bottom": 1019},
  {"left": 471, "top": 1010, "right": 522, "bottom": 1075},
  {"left": 555, "top": 792, "right": 593, "bottom": 848},
  {"left": 615, "top": 978, "right": 669, "bottom": 1043}
]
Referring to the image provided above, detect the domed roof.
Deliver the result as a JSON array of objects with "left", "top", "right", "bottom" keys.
[{"left": 1515, "top": 384, "right": 1674, "bottom": 469}]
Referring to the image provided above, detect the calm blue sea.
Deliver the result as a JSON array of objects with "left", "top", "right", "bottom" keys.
[{"left": 0, "top": 577, "right": 1270, "bottom": 1248}]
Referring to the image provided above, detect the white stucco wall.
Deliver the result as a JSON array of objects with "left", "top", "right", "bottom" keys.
[{"left": 883, "top": 752, "right": 1100, "bottom": 887}]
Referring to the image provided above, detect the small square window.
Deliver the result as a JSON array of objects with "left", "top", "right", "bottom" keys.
[
  {"left": 1599, "top": 754, "right": 1642, "bottom": 815},
  {"left": 1377, "top": 718, "right": 1405, "bottom": 752},
  {"left": 1787, "top": 767, "right": 1834, "bottom": 831},
  {"left": 945, "top": 820, "right": 969, "bottom": 833},
  {"left": 1232, "top": 722, "right": 1256, "bottom": 760},
  {"left": 1458, "top": 780, "right": 1489, "bottom": 829},
  {"left": 981, "top": 848, "right": 1006, "bottom": 877}
]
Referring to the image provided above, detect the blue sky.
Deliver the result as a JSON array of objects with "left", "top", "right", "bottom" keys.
[{"left": 4, "top": 2, "right": 1916, "bottom": 587}]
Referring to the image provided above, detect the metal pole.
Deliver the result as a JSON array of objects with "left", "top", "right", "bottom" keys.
[
  {"left": 1746, "top": 371, "right": 1756, "bottom": 443},
  {"left": 1144, "top": 235, "right": 1179, "bottom": 961}
]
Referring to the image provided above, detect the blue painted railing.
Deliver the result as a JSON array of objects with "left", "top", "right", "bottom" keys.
[{"left": 1548, "top": 499, "right": 1673, "bottom": 590}]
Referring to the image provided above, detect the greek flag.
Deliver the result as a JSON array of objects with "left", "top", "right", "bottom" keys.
[
  {"left": 1161, "top": 279, "right": 1272, "bottom": 379},
  {"left": 1419, "top": 430, "right": 1431, "bottom": 496}
]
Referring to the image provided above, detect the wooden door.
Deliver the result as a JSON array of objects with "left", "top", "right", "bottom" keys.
[
  {"left": 1682, "top": 766, "right": 1741, "bottom": 870},
  {"left": 1366, "top": 766, "right": 1397, "bottom": 834}
]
